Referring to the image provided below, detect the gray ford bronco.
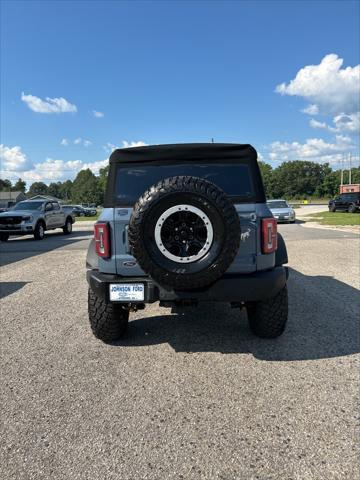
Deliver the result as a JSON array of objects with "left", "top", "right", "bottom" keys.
[{"left": 86, "top": 143, "right": 289, "bottom": 342}]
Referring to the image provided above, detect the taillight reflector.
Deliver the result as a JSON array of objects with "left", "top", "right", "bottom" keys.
[
  {"left": 94, "top": 222, "right": 110, "bottom": 258},
  {"left": 262, "top": 218, "right": 277, "bottom": 254}
]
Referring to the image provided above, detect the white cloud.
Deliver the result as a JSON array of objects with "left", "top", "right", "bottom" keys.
[
  {"left": 20, "top": 158, "right": 105, "bottom": 183},
  {"left": 81, "top": 159, "right": 108, "bottom": 175},
  {"left": 301, "top": 104, "right": 319, "bottom": 115},
  {"left": 0, "top": 144, "right": 31, "bottom": 171},
  {"left": 309, "top": 119, "right": 337, "bottom": 133},
  {"left": 309, "top": 112, "right": 360, "bottom": 134},
  {"left": 60, "top": 138, "right": 69, "bottom": 146},
  {"left": 276, "top": 54, "right": 360, "bottom": 115},
  {"left": 333, "top": 112, "right": 360, "bottom": 133},
  {"left": 103, "top": 140, "right": 148, "bottom": 154},
  {"left": 0, "top": 143, "right": 107, "bottom": 184},
  {"left": 103, "top": 142, "right": 116, "bottom": 154},
  {"left": 21, "top": 92, "right": 77, "bottom": 113},
  {"left": 92, "top": 110, "right": 104, "bottom": 118},
  {"left": 122, "top": 140, "right": 147, "bottom": 148},
  {"left": 268, "top": 135, "right": 355, "bottom": 165},
  {"left": 73, "top": 138, "right": 92, "bottom": 147},
  {"left": 26, "top": 158, "right": 83, "bottom": 182}
]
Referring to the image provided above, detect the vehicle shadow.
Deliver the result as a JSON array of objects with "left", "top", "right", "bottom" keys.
[
  {"left": 0, "top": 281, "right": 30, "bottom": 299},
  {"left": 115, "top": 268, "right": 360, "bottom": 361},
  {"left": 0, "top": 230, "right": 92, "bottom": 267}
]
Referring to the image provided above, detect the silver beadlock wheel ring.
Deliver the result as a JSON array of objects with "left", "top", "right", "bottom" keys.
[{"left": 154, "top": 204, "right": 214, "bottom": 263}]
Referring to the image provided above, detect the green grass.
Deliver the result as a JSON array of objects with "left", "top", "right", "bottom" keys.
[
  {"left": 307, "top": 211, "right": 360, "bottom": 226},
  {"left": 75, "top": 214, "right": 99, "bottom": 221}
]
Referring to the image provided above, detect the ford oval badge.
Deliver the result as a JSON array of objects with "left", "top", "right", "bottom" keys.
[{"left": 123, "top": 261, "right": 136, "bottom": 267}]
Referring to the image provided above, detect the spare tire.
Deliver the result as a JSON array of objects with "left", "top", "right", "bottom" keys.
[{"left": 128, "top": 176, "right": 240, "bottom": 289}]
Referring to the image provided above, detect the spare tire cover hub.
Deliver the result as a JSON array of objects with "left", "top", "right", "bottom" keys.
[{"left": 154, "top": 204, "right": 214, "bottom": 264}]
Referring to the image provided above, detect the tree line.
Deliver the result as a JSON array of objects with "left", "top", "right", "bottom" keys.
[
  {"left": 0, "top": 166, "right": 109, "bottom": 206},
  {"left": 1, "top": 161, "right": 359, "bottom": 203},
  {"left": 259, "top": 161, "right": 359, "bottom": 199}
]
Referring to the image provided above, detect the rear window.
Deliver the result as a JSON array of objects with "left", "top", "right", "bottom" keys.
[
  {"left": 267, "top": 201, "right": 289, "bottom": 209},
  {"left": 343, "top": 193, "right": 360, "bottom": 200},
  {"left": 114, "top": 163, "right": 254, "bottom": 205}
]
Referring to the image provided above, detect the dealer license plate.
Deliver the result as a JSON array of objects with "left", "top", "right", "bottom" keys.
[{"left": 109, "top": 283, "right": 144, "bottom": 302}]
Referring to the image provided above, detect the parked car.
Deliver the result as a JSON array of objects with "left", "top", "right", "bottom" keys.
[
  {"left": 267, "top": 199, "right": 296, "bottom": 223},
  {"left": 81, "top": 203, "right": 97, "bottom": 208},
  {"left": 83, "top": 206, "right": 97, "bottom": 216},
  {"left": 62, "top": 205, "right": 90, "bottom": 216},
  {"left": 0, "top": 200, "right": 75, "bottom": 241},
  {"left": 75, "top": 205, "right": 97, "bottom": 216},
  {"left": 328, "top": 192, "right": 360, "bottom": 213},
  {"left": 63, "top": 205, "right": 97, "bottom": 217},
  {"left": 79, "top": 203, "right": 97, "bottom": 215},
  {"left": 86, "top": 143, "right": 289, "bottom": 343}
]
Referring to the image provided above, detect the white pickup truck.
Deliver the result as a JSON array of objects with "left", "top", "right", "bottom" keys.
[{"left": 0, "top": 199, "right": 75, "bottom": 241}]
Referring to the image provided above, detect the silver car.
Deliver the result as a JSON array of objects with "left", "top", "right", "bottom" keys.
[{"left": 267, "top": 199, "right": 296, "bottom": 223}]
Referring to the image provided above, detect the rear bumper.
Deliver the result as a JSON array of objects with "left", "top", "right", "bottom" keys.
[{"left": 86, "top": 267, "right": 288, "bottom": 304}]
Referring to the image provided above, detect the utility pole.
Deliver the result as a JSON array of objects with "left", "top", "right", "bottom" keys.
[
  {"left": 349, "top": 153, "right": 352, "bottom": 185},
  {"left": 340, "top": 154, "right": 344, "bottom": 186}
]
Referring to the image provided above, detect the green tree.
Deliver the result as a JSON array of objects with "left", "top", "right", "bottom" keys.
[
  {"left": 258, "top": 161, "right": 274, "bottom": 197},
  {"left": 48, "top": 182, "right": 62, "bottom": 199},
  {"left": 271, "top": 161, "right": 331, "bottom": 199},
  {"left": 71, "top": 169, "right": 102, "bottom": 204},
  {"left": 0, "top": 179, "right": 12, "bottom": 191},
  {"left": 349, "top": 166, "right": 360, "bottom": 184},
  {"left": 28, "top": 182, "right": 48, "bottom": 197},
  {"left": 13, "top": 178, "right": 26, "bottom": 193},
  {"left": 98, "top": 165, "right": 109, "bottom": 195},
  {"left": 58, "top": 180, "right": 73, "bottom": 201}
]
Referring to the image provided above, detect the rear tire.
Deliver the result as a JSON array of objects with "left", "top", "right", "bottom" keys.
[
  {"left": 348, "top": 204, "right": 356, "bottom": 213},
  {"left": 0, "top": 233, "right": 9, "bottom": 242},
  {"left": 88, "top": 288, "right": 129, "bottom": 343},
  {"left": 63, "top": 217, "right": 73, "bottom": 234},
  {"left": 246, "top": 285, "right": 288, "bottom": 338},
  {"left": 329, "top": 205, "right": 336, "bottom": 212},
  {"left": 34, "top": 221, "right": 45, "bottom": 240}
]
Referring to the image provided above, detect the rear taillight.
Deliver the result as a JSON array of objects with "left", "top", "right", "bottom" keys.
[
  {"left": 94, "top": 222, "right": 110, "bottom": 258},
  {"left": 262, "top": 218, "right": 277, "bottom": 254}
]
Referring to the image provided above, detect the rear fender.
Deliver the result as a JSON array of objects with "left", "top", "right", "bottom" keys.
[
  {"left": 275, "top": 233, "right": 288, "bottom": 266},
  {"left": 86, "top": 238, "right": 99, "bottom": 270}
]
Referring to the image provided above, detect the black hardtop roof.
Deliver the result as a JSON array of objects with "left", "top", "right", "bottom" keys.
[{"left": 109, "top": 143, "right": 257, "bottom": 164}]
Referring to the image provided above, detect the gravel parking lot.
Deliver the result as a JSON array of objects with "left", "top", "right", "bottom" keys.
[{"left": 1, "top": 223, "right": 359, "bottom": 480}]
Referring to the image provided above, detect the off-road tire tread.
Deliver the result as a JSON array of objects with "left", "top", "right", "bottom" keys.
[
  {"left": 128, "top": 176, "right": 240, "bottom": 289},
  {"left": 247, "top": 285, "right": 288, "bottom": 338},
  {"left": 88, "top": 288, "right": 129, "bottom": 343}
]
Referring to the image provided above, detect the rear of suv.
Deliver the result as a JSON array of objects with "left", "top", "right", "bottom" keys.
[{"left": 86, "top": 143, "right": 289, "bottom": 343}]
